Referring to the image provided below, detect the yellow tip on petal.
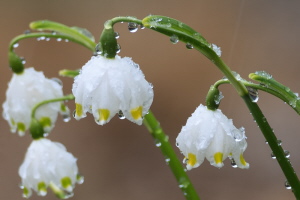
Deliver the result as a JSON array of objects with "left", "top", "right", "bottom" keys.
[
  {"left": 240, "top": 154, "right": 247, "bottom": 166},
  {"left": 75, "top": 103, "right": 83, "bottom": 117},
  {"left": 214, "top": 152, "right": 223, "bottom": 164},
  {"left": 130, "top": 106, "right": 143, "bottom": 120},
  {"left": 187, "top": 153, "right": 197, "bottom": 167},
  {"left": 98, "top": 109, "right": 110, "bottom": 122}
]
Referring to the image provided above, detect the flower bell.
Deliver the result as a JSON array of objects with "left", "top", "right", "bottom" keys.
[
  {"left": 72, "top": 55, "right": 154, "bottom": 125},
  {"left": 2, "top": 67, "right": 69, "bottom": 136},
  {"left": 176, "top": 104, "right": 249, "bottom": 170},
  {"left": 19, "top": 138, "right": 83, "bottom": 199}
]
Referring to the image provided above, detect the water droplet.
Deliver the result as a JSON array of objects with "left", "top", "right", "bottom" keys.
[
  {"left": 62, "top": 114, "right": 71, "bottom": 122},
  {"left": 176, "top": 142, "right": 179, "bottom": 147},
  {"left": 247, "top": 87, "right": 259, "bottom": 102},
  {"left": 64, "top": 39, "right": 69, "bottom": 42},
  {"left": 56, "top": 38, "right": 62, "bottom": 42},
  {"left": 13, "top": 43, "right": 19, "bottom": 48},
  {"left": 255, "top": 71, "right": 272, "bottom": 79},
  {"left": 45, "top": 37, "right": 50, "bottom": 41},
  {"left": 140, "top": 24, "right": 145, "bottom": 29},
  {"left": 277, "top": 140, "right": 282, "bottom": 146},
  {"left": 285, "top": 181, "right": 291, "bottom": 189},
  {"left": 114, "top": 32, "right": 120, "bottom": 39},
  {"left": 23, "top": 30, "right": 31, "bottom": 34},
  {"left": 116, "top": 44, "right": 121, "bottom": 53},
  {"left": 265, "top": 141, "right": 269, "bottom": 144},
  {"left": 170, "top": 35, "right": 179, "bottom": 44},
  {"left": 149, "top": 83, "right": 154, "bottom": 89},
  {"left": 43, "top": 133, "right": 49, "bottom": 137},
  {"left": 165, "top": 157, "right": 171, "bottom": 164},
  {"left": 285, "top": 87, "right": 291, "bottom": 92},
  {"left": 155, "top": 140, "right": 161, "bottom": 147},
  {"left": 77, "top": 174, "right": 84, "bottom": 184},
  {"left": 37, "top": 190, "right": 47, "bottom": 196},
  {"left": 72, "top": 110, "right": 76, "bottom": 118},
  {"left": 118, "top": 110, "right": 125, "bottom": 119},
  {"left": 211, "top": 44, "right": 222, "bottom": 57},
  {"left": 186, "top": 43, "right": 193, "bottom": 49},
  {"left": 95, "top": 43, "right": 102, "bottom": 55},
  {"left": 183, "top": 157, "right": 188, "bottom": 164},
  {"left": 289, "top": 99, "right": 297, "bottom": 108},
  {"left": 20, "top": 57, "right": 26, "bottom": 64},
  {"left": 214, "top": 91, "right": 224, "bottom": 105},
  {"left": 284, "top": 150, "right": 290, "bottom": 158},
  {"left": 63, "top": 191, "right": 74, "bottom": 198},
  {"left": 52, "top": 31, "right": 57, "bottom": 35},
  {"left": 271, "top": 152, "right": 276, "bottom": 159},
  {"left": 51, "top": 77, "right": 63, "bottom": 86},
  {"left": 128, "top": 22, "right": 138, "bottom": 32},
  {"left": 230, "top": 159, "right": 237, "bottom": 168}
]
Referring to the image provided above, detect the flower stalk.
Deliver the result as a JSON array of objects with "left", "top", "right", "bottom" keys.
[{"left": 143, "top": 111, "right": 200, "bottom": 200}]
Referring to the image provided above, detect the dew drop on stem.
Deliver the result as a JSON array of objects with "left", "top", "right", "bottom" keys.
[
  {"left": 285, "top": 180, "right": 291, "bottom": 189},
  {"left": 13, "top": 43, "right": 19, "bottom": 48},
  {"left": 116, "top": 44, "right": 121, "bottom": 54},
  {"left": 271, "top": 152, "right": 276, "bottom": 159},
  {"left": 284, "top": 150, "right": 290, "bottom": 158},
  {"left": 114, "top": 32, "right": 120, "bottom": 39},
  {"left": 51, "top": 77, "right": 63, "bottom": 86},
  {"left": 72, "top": 110, "right": 76, "bottom": 118},
  {"left": 246, "top": 86, "right": 259, "bottom": 102},
  {"left": 277, "top": 139, "right": 282, "bottom": 146},
  {"left": 128, "top": 22, "right": 138, "bottom": 33}
]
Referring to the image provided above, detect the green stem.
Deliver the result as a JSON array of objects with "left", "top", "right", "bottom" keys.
[
  {"left": 31, "top": 94, "right": 74, "bottom": 118},
  {"left": 210, "top": 58, "right": 300, "bottom": 199},
  {"left": 143, "top": 111, "right": 200, "bottom": 200}
]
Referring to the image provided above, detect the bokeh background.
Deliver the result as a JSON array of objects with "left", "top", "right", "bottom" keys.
[{"left": 1, "top": 0, "right": 300, "bottom": 199}]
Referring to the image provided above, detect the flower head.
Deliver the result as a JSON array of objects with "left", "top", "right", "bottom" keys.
[
  {"left": 176, "top": 104, "right": 249, "bottom": 170},
  {"left": 72, "top": 55, "right": 153, "bottom": 125},
  {"left": 19, "top": 138, "right": 83, "bottom": 199},
  {"left": 2, "top": 67, "right": 69, "bottom": 136}
]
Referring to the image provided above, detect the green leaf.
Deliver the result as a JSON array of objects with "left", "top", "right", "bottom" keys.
[
  {"left": 249, "top": 71, "right": 300, "bottom": 114},
  {"left": 30, "top": 20, "right": 96, "bottom": 51},
  {"left": 142, "top": 15, "right": 217, "bottom": 60}
]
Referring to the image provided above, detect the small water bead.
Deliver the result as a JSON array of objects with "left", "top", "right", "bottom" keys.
[
  {"left": 52, "top": 31, "right": 57, "bottom": 35},
  {"left": 176, "top": 142, "right": 179, "bottom": 147},
  {"left": 271, "top": 152, "right": 276, "bottom": 159},
  {"left": 277, "top": 139, "right": 282, "bottom": 146},
  {"left": 76, "top": 174, "right": 84, "bottom": 184},
  {"left": 149, "top": 83, "right": 154, "bottom": 89},
  {"left": 128, "top": 22, "right": 138, "bottom": 33},
  {"left": 43, "top": 133, "right": 49, "bottom": 137},
  {"left": 140, "top": 24, "right": 145, "bottom": 29},
  {"left": 62, "top": 114, "right": 71, "bottom": 122},
  {"left": 95, "top": 43, "right": 102, "bottom": 55},
  {"left": 116, "top": 44, "right": 121, "bottom": 53},
  {"left": 285, "top": 181, "right": 291, "bottom": 189},
  {"left": 214, "top": 92, "right": 224, "bottom": 105},
  {"left": 114, "top": 32, "right": 120, "bottom": 39},
  {"left": 24, "top": 30, "right": 31, "bottom": 34},
  {"left": 170, "top": 35, "right": 179, "bottom": 44},
  {"left": 247, "top": 86, "right": 259, "bottom": 103},
  {"left": 13, "top": 43, "right": 19, "bottom": 48},
  {"left": 65, "top": 39, "right": 69, "bottom": 42},
  {"left": 254, "top": 71, "right": 273, "bottom": 79},
  {"left": 38, "top": 190, "right": 47, "bottom": 196},
  {"left": 20, "top": 57, "right": 26, "bottom": 64},
  {"left": 186, "top": 43, "right": 193, "bottom": 49},
  {"left": 51, "top": 77, "right": 63, "bottom": 86},
  {"left": 285, "top": 87, "right": 291, "bottom": 92},
  {"left": 265, "top": 141, "right": 269, "bottom": 144},
  {"left": 284, "top": 150, "right": 290, "bottom": 158},
  {"left": 155, "top": 141, "right": 162, "bottom": 147},
  {"left": 165, "top": 157, "right": 171, "bottom": 164},
  {"left": 118, "top": 110, "right": 125, "bottom": 119},
  {"left": 230, "top": 159, "right": 238, "bottom": 168},
  {"left": 72, "top": 110, "right": 76, "bottom": 118}
]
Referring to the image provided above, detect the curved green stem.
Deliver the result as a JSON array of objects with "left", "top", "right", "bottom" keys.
[
  {"left": 143, "top": 111, "right": 200, "bottom": 200},
  {"left": 31, "top": 94, "right": 74, "bottom": 118}
]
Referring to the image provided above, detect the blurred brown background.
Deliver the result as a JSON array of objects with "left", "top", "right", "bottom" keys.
[{"left": 1, "top": 0, "right": 300, "bottom": 199}]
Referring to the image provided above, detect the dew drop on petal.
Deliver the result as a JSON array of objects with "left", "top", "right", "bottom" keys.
[
  {"left": 170, "top": 35, "right": 179, "bottom": 44},
  {"left": 230, "top": 159, "right": 238, "bottom": 168},
  {"left": 62, "top": 114, "right": 71, "bottom": 122},
  {"left": 118, "top": 110, "right": 125, "bottom": 119},
  {"left": 95, "top": 43, "right": 102, "bottom": 55},
  {"left": 128, "top": 22, "right": 138, "bottom": 33},
  {"left": 247, "top": 86, "right": 259, "bottom": 102},
  {"left": 186, "top": 43, "right": 193, "bottom": 49},
  {"left": 76, "top": 174, "right": 84, "bottom": 184},
  {"left": 72, "top": 110, "right": 76, "bottom": 118},
  {"left": 51, "top": 77, "right": 63, "bottom": 86},
  {"left": 20, "top": 57, "right": 26, "bottom": 64},
  {"left": 43, "top": 133, "right": 49, "bottom": 137},
  {"left": 285, "top": 181, "right": 291, "bottom": 189}
]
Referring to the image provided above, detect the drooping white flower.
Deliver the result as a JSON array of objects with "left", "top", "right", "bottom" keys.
[
  {"left": 72, "top": 55, "right": 153, "bottom": 125},
  {"left": 176, "top": 104, "right": 249, "bottom": 170},
  {"left": 2, "top": 67, "right": 69, "bottom": 136},
  {"left": 19, "top": 138, "right": 83, "bottom": 199}
]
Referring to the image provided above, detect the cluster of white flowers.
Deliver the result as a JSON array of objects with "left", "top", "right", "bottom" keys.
[
  {"left": 176, "top": 104, "right": 249, "bottom": 170},
  {"left": 2, "top": 67, "right": 69, "bottom": 136},
  {"left": 19, "top": 138, "right": 82, "bottom": 198},
  {"left": 72, "top": 55, "right": 154, "bottom": 125}
]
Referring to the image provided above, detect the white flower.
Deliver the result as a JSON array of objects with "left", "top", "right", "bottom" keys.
[
  {"left": 176, "top": 104, "right": 249, "bottom": 170},
  {"left": 19, "top": 138, "right": 83, "bottom": 199},
  {"left": 2, "top": 67, "right": 69, "bottom": 136},
  {"left": 72, "top": 55, "right": 153, "bottom": 125}
]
